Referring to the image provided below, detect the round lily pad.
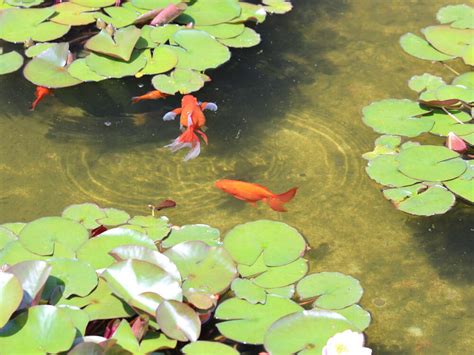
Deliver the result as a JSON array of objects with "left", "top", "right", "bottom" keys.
[
  {"left": 452, "top": 72, "right": 474, "bottom": 89},
  {"left": 0, "top": 271, "right": 22, "bottom": 327},
  {"left": 437, "top": 4, "right": 474, "bottom": 29},
  {"left": 132, "top": 0, "right": 181, "bottom": 10},
  {"left": 5, "top": 0, "right": 44, "bottom": 8},
  {"left": 62, "top": 203, "right": 107, "bottom": 229},
  {"left": 366, "top": 154, "right": 419, "bottom": 187},
  {"left": 72, "top": 0, "right": 116, "bottom": 6},
  {"left": 98, "top": 208, "right": 130, "bottom": 226},
  {"left": 362, "top": 99, "right": 433, "bottom": 137},
  {"left": 429, "top": 110, "right": 472, "bottom": 136},
  {"left": 196, "top": 23, "right": 244, "bottom": 39},
  {"left": 400, "top": 32, "right": 455, "bottom": 61},
  {"left": 68, "top": 58, "right": 107, "bottom": 82},
  {"left": 0, "top": 50, "right": 23, "bottom": 75},
  {"left": 297, "top": 272, "right": 364, "bottom": 310},
  {"left": 95, "top": 6, "right": 140, "bottom": 28},
  {"left": 223, "top": 220, "right": 307, "bottom": 267},
  {"left": 443, "top": 161, "right": 474, "bottom": 203},
  {"left": 85, "top": 50, "right": 147, "bottom": 78},
  {"left": 149, "top": 24, "right": 182, "bottom": 44},
  {"left": 362, "top": 135, "right": 402, "bottom": 160},
  {"left": 263, "top": 0, "right": 293, "bottom": 14},
  {"left": 0, "top": 226, "right": 16, "bottom": 249},
  {"left": 263, "top": 310, "right": 358, "bottom": 355},
  {"left": 139, "top": 46, "right": 178, "bottom": 75},
  {"left": 230, "top": 2, "right": 266, "bottom": 23},
  {"left": 0, "top": 240, "right": 46, "bottom": 265},
  {"left": 182, "top": 341, "right": 239, "bottom": 355},
  {"left": 24, "top": 55, "right": 82, "bottom": 88},
  {"left": 156, "top": 300, "right": 201, "bottom": 342},
  {"left": 85, "top": 26, "right": 142, "bottom": 61},
  {"left": 51, "top": 2, "right": 98, "bottom": 26},
  {"left": 25, "top": 43, "right": 55, "bottom": 58},
  {"left": 127, "top": 215, "right": 170, "bottom": 241},
  {"left": 251, "top": 258, "right": 308, "bottom": 289},
  {"left": 152, "top": 68, "right": 206, "bottom": 94},
  {"left": 231, "top": 278, "right": 266, "bottom": 304},
  {"left": 420, "top": 84, "right": 474, "bottom": 103},
  {"left": 162, "top": 224, "right": 221, "bottom": 248},
  {"left": 398, "top": 145, "right": 467, "bottom": 181},
  {"left": 408, "top": 73, "right": 445, "bottom": 92},
  {"left": 180, "top": 0, "right": 241, "bottom": 25},
  {"left": 218, "top": 27, "right": 261, "bottom": 48},
  {"left": 328, "top": 304, "right": 371, "bottom": 331}
]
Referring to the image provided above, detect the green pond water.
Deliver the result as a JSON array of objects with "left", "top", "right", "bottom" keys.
[{"left": 1, "top": 0, "right": 473, "bottom": 353}]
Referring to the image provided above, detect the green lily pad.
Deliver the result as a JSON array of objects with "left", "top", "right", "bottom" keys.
[
  {"left": 1, "top": 222, "right": 26, "bottom": 235},
  {"left": 5, "top": 0, "right": 44, "bottom": 8},
  {"left": 420, "top": 84, "right": 474, "bottom": 103},
  {"left": 362, "top": 135, "right": 402, "bottom": 160},
  {"left": 400, "top": 32, "right": 454, "bottom": 61},
  {"left": 263, "top": 0, "right": 293, "bottom": 14},
  {"left": 0, "top": 305, "right": 76, "bottom": 354},
  {"left": 152, "top": 68, "right": 206, "bottom": 94},
  {"left": 0, "top": 226, "right": 16, "bottom": 249},
  {"left": 215, "top": 295, "right": 303, "bottom": 344},
  {"left": 34, "top": 22, "right": 72, "bottom": 42},
  {"left": 266, "top": 284, "right": 295, "bottom": 299},
  {"left": 111, "top": 319, "right": 141, "bottom": 353},
  {"left": 172, "top": 29, "right": 231, "bottom": 70},
  {"left": 429, "top": 110, "right": 472, "bottom": 136},
  {"left": 95, "top": 6, "right": 140, "bottom": 28},
  {"left": 162, "top": 224, "right": 221, "bottom": 248},
  {"left": 196, "top": 23, "right": 244, "bottom": 39},
  {"left": 156, "top": 300, "right": 201, "bottom": 342},
  {"left": 140, "top": 331, "right": 178, "bottom": 353},
  {"left": 408, "top": 73, "right": 445, "bottom": 92},
  {"left": 0, "top": 240, "right": 46, "bottom": 265},
  {"left": 98, "top": 208, "right": 130, "bottom": 226},
  {"left": 132, "top": 0, "right": 181, "bottom": 10},
  {"left": 19, "top": 216, "right": 88, "bottom": 256},
  {"left": 86, "top": 26, "right": 141, "bottom": 61},
  {"left": 85, "top": 50, "right": 147, "bottom": 78},
  {"left": 437, "top": 4, "right": 474, "bottom": 29},
  {"left": 51, "top": 2, "right": 98, "bottom": 26},
  {"left": 398, "top": 145, "right": 467, "bottom": 181},
  {"left": 25, "top": 43, "right": 55, "bottom": 58},
  {"left": 326, "top": 304, "right": 371, "bottom": 331},
  {"left": 263, "top": 310, "right": 358, "bottom": 355},
  {"left": 362, "top": 99, "right": 433, "bottom": 137},
  {"left": 68, "top": 58, "right": 107, "bottom": 82},
  {"left": 76, "top": 227, "right": 156, "bottom": 269},
  {"left": 223, "top": 220, "right": 307, "bottom": 267},
  {"left": 180, "top": 0, "right": 241, "bottom": 25},
  {"left": 136, "top": 25, "right": 158, "bottom": 48},
  {"left": 62, "top": 203, "right": 107, "bottom": 229},
  {"left": 182, "top": 341, "right": 239, "bottom": 355},
  {"left": 250, "top": 258, "right": 308, "bottom": 289},
  {"left": 230, "top": 2, "right": 266, "bottom": 23},
  {"left": 452, "top": 72, "right": 474, "bottom": 89},
  {"left": 231, "top": 278, "right": 266, "bottom": 304},
  {"left": 444, "top": 161, "right": 474, "bottom": 203},
  {"left": 72, "top": 0, "right": 116, "bottom": 6},
  {"left": 297, "top": 272, "right": 363, "bottom": 310},
  {"left": 138, "top": 46, "right": 178, "bottom": 75},
  {"left": 58, "top": 305, "right": 89, "bottom": 335},
  {"left": 149, "top": 24, "right": 182, "bottom": 44},
  {"left": 101, "top": 259, "right": 182, "bottom": 315},
  {"left": 366, "top": 154, "right": 419, "bottom": 187},
  {"left": 218, "top": 27, "right": 261, "bottom": 48},
  {"left": 127, "top": 215, "right": 170, "bottom": 241},
  {"left": 0, "top": 50, "right": 23, "bottom": 75},
  {"left": 0, "top": 271, "right": 22, "bottom": 327}
]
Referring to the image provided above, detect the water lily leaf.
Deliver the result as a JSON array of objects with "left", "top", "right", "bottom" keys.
[
  {"left": 152, "top": 68, "right": 206, "bottom": 94},
  {"left": 0, "top": 50, "right": 23, "bottom": 75},
  {"left": 68, "top": 58, "right": 107, "bottom": 82},
  {"left": 172, "top": 29, "right": 231, "bottom": 70},
  {"left": 0, "top": 271, "right": 22, "bottom": 327},
  {"left": 263, "top": 0, "right": 292, "bottom": 14},
  {"left": 5, "top": 0, "right": 44, "bottom": 7},
  {"left": 35, "top": 21, "right": 72, "bottom": 42},
  {"left": 111, "top": 320, "right": 140, "bottom": 353},
  {"left": 76, "top": 227, "right": 156, "bottom": 269},
  {"left": 408, "top": 73, "right": 445, "bottom": 92},
  {"left": 452, "top": 71, "right": 474, "bottom": 89},
  {"left": 149, "top": 24, "right": 181, "bottom": 44},
  {"left": 383, "top": 183, "right": 456, "bottom": 216},
  {"left": 98, "top": 208, "right": 130, "bottom": 226},
  {"left": 132, "top": 0, "right": 181, "bottom": 10},
  {"left": 58, "top": 305, "right": 89, "bottom": 335},
  {"left": 0, "top": 226, "right": 16, "bottom": 249},
  {"left": 162, "top": 224, "right": 221, "bottom": 248},
  {"left": 127, "top": 215, "right": 170, "bottom": 241},
  {"left": 72, "top": 0, "right": 116, "bottom": 6},
  {"left": 264, "top": 310, "right": 358, "bottom": 355},
  {"left": 230, "top": 2, "right": 266, "bottom": 23},
  {"left": 297, "top": 272, "right": 363, "bottom": 310},
  {"left": 266, "top": 284, "right": 295, "bottom": 299},
  {"left": 182, "top": 341, "right": 239, "bottom": 355},
  {"left": 215, "top": 295, "right": 303, "bottom": 344},
  {"left": 51, "top": 2, "right": 98, "bottom": 26},
  {"left": 62, "top": 203, "right": 107, "bottom": 229},
  {"left": 1, "top": 222, "right": 25, "bottom": 235},
  {"left": 85, "top": 26, "right": 142, "bottom": 61},
  {"left": 156, "top": 300, "right": 201, "bottom": 342},
  {"left": 18, "top": 216, "right": 88, "bottom": 256},
  {"left": 444, "top": 161, "right": 474, "bottom": 203},
  {"left": 7, "top": 260, "right": 51, "bottom": 308},
  {"left": 400, "top": 32, "right": 454, "bottom": 61},
  {"left": 180, "top": 0, "right": 241, "bottom": 25},
  {"left": 25, "top": 43, "right": 55, "bottom": 58},
  {"left": 362, "top": 135, "right": 402, "bottom": 160},
  {"left": 429, "top": 110, "right": 472, "bottom": 136},
  {"left": 223, "top": 220, "right": 307, "bottom": 267},
  {"left": 218, "top": 27, "right": 261, "bottom": 48},
  {"left": 323, "top": 304, "right": 371, "bottom": 331},
  {"left": 398, "top": 145, "right": 467, "bottom": 181},
  {"left": 95, "top": 6, "right": 140, "bottom": 28},
  {"left": 136, "top": 25, "right": 158, "bottom": 48},
  {"left": 140, "top": 331, "right": 177, "bottom": 353},
  {"left": 362, "top": 99, "right": 433, "bottom": 137},
  {"left": 68, "top": 339, "right": 127, "bottom": 354},
  {"left": 251, "top": 257, "right": 308, "bottom": 288},
  {"left": 437, "top": 4, "right": 474, "bottom": 29},
  {"left": 366, "top": 154, "right": 419, "bottom": 187},
  {"left": 138, "top": 46, "right": 177, "bottom": 75},
  {"left": 101, "top": 259, "right": 182, "bottom": 315},
  {"left": 0, "top": 240, "right": 46, "bottom": 265},
  {"left": 420, "top": 84, "right": 474, "bottom": 103},
  {"left": 196, "top": 23, "right": 244, "bottom": 39},
  {"left": 231, "top": 278, "right": 266, "bottom": 304},
  {"left": 0, "top": 305, "right": 76, "bottom": 354},
  {"left": 85, "top": 50, "right": 147, "bottom": 78},
  {"left": 110, "top": 245, "right": 181, "bottom": 281}
]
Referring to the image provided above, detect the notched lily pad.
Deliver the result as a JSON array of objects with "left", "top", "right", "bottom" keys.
[
  {"left": 443, "top": 161, "right": 474, "bottom": 203},
  {"left": 437, "top": 4, "right": 474, "bottom": 29},
  {"left": 156, "top": 300, "right": 201, "bottom": 342},
  {"left": 85, "top": 26, "right": 142, "bottom": 61},
  {"left": 366, "top": 154, "right": 419, "bottom": 187},
  {"left": 0, "top": 50, "right": 23, "bottom": 75},
  {"left": 162, "top": 224, "right": 221, "bottom": 248},
  {"left": 152, "top": 68, "right": 206, "bottom": 95},
  {"left": 409, "top": 73, "right": 445, "bottom": 93},
  {"left": 400, "top": 32, "right": 455, "bottom": 61}
]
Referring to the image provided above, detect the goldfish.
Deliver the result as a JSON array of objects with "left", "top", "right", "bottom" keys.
[
  {"left": 215, "top": 179, "right": 298, "bottom": 212},
  {"left": 131, "top": 90, "right": 168, "bottom": 103},
  {"left": 163, "top": 95, "right": 217, "bottom": 161},
  {"left": 30, "top": 86, "right": 52, "bottom": 110}
]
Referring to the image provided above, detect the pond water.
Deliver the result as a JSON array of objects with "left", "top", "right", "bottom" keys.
[{"left": 1, "top": 0, "right": 473, "bottom": 353}]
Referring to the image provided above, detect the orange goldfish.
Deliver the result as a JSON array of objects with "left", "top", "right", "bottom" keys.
[
  {"left": 163, "top": 95, "right": 217, "bottom": 161},
  {"left": 131, "top": 90, "right": 168, "bottom": 103},
  {"left": 30, "top": 86, "right": 52, "bottom": 110},
  {"left": 215, "top": 179, "right": 298, "bottom": 212}
]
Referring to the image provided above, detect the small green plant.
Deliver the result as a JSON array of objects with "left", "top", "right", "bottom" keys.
[{"left": 0, "top": 203, "right": 371, "bottom": 354}]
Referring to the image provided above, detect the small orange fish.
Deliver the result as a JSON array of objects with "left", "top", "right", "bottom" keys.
[
  {"left": 131, "top": 90, "right": 168, "bottom": 103},
  {"left": 215, "top": 179, "right": 298, "bottom": 212},
  {"left": 30, "top": 86, "right": 52, "bottom": 110}
]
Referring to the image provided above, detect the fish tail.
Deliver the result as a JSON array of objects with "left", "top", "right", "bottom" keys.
[
  {"left": 267, "top": 187, "right": 298, "bottom": 212},
  {"left": 131, "top": 96, "right": 141, "bottom": 104},
  {"left": 165, "top": 125, "right": 201, "bottom": 161},
  {"left": 30, "top": 97, "right": 41, "bottom": 111}
]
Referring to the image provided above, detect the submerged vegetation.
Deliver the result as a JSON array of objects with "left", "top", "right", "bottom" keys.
[
  {"left": 0, "top": 203, "right": 371, "bottom": 354},
  {"left": 362, "top": 4, "right": 473, "bottom": 216}
]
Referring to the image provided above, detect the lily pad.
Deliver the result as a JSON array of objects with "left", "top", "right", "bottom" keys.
[
  {"left": 127, "top": 215, "right": 170, "bottom": 241},
  {"left": 429, "top": 110, "right": 472, "bottom": 136},
  {"left": 0, "top": 50, "right": 23, "bottom": 75},
  {"left": 437, "top": 4, "right": 474, "bottom": 29},
  {"left": 72, "top": 0, "right": 116, "bottom": 6},
  {"left": 62, "top": 203, "right": 107, "bottom": 229},
  {"left": 1, "top": 222, "right": 25, "bottom": 235},
  {"left": 420, "top": 84, "right": 474, "bottom": 103},
  {"left": 397, "top": 145, "right": 467, "bottom": 181},
  {"left": 230, "top": 2, "right": 266, "bottom": 23},
  {"left": 400, "top": 32, "right": 454, "bottom": 61},
  {"left": 140, "top": 331, "right": 177, "bottom": 353},
  {"left": 452, "top": 72, "right": 474, "bottom": 88},
  {"left": 138, "top": 46, "right": 178, "bottom": 76},
  {"left": 218, "top": 27, "right": 261, "bottom": 48},
  {"left": 362, "top": 135, "right": 402, "bottom": 160},
  {"left": 68, "top": 58, "right": 107, "bottom": 82},
  {"left": 296, "top": 272, "right": 364, "bottom": 310},
  {"left": 156, "top": 300, "right": 201, "bottom": 342},
  {"left": 366, "top": 154, "right": 419, "bottom": 187},
  {"left": 327, "top": 304, "right": 371, "bottom": 331},
  {"left": 231, "top": 278, "right": 266, "bottom": 304},
  {"left": 98, "top": 208, "right": 130, "bottom": 226},
  {"left": 263, "top": 0, "right": 293, "bottom": 14},
  {"left": 180, "top": 0, "right": 241, "bottom": 25},
  {"left": 51, "top": 2, "right": 98, "bottom": 26},
  {"left": 196, "top": 23, "right": 244, "bottom": 39},
  {"left": 0, "top": 226, "right": 16, "bottom": 249},
  {"left": 5, "top": 0, "right": 44, "bottom": 7},
  {"left": 182, "top": 341, "right": 239, "bottom": 355},
  {"left": 223, "top": 220, "right": 307, "bottom": 267},
  {"left": 132, "top": 0, "right": 181, "bottom": 10},
  {"left": 263, "top": 310, "right": 358, "bottom": 355},
  {"left": 250, "top": 258, "right": 308, "bottom": 289},
  {"left": 95, "top": 6, "right": 140, "bottom": 28},
  {"left": 443, "top": 161, "right": 474, "bottom": 203},
  {"left": 362, "top": 99, "right": 433, "bottom": 137},
  {"left": 25, "top": 43, "right": 55, "bottom": 58},
  {"left": 110, "top": 319, "right": 141, "bottom": 353},
  {"left": 85, "top": 50, "right": 147, "bottom": 78},
  {"left": 162, "top": 224, "right": 221, "bottom": 248},
  {"left": 86, "top": 26, "right": 142, "bottom": 61},
  {"left": 149, "top": 24, "right": 181, "bottom": 44},
  {"left": 408, "top": 73, "right": 445, "bottom": 93},
  {"left": 136, "top": 25, "right": 158, "bottom": 48},
  {"left": 215, "top": 295, "right": 303, "bottom": 344},
  {"left": 152, "top": 68, "right": 206, "bottom": 94},
  {"left": 0, "top": 240, "right": 46, "bottom": 265},
  {"left": 0, "top": 271, "right": 22, "bottom": 327}
]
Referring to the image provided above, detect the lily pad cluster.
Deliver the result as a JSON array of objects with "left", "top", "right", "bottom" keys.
[
  {"left": 362, "top": 5, "right": 473, "bottom": 216},
  {"left": 0, "top": 203, "right": 371, "bottom": 354},
  {"left": 0, "top": 0, "right": 292, "bottom": 94}
]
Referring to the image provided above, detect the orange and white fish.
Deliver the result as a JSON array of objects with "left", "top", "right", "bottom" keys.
[
  {"left": 163, "top": 95, "right": 217, "bottom": 161},
  {"left": 215, "top": 179, "right": 298, "bottom": 212},
  {"left": 30, "top": 86, "right": 53, "bottom": 110},
  {"left": 131, "top": 90, "right": 168, "bottom": 103}
]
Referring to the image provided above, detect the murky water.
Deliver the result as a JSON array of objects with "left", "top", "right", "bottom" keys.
[{"left": 1, "top": 0, "right": 473, "bottom": 353}]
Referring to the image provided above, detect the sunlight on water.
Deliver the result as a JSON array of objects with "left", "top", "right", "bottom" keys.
[{"left": 0, "top": 0, "right": 473, "bottom": 353}]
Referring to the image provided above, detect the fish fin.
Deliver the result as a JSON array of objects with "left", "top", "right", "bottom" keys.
[
  {"left": 248, "top": 201, "right": 258, "bottom": 207},
  {"left": 201, "top": 102, "right": 218, "bottom": 111},
  {"left": 164, "top": 123, "right": 201, "bottom": 161},
  {"left": 196, "top": 129, "right": 208, "bottom": 145},
  {"left": 131, "top": 96, "right": 141, "bottom": 104},
  {"left": 266, "top": 187, "right": 298, "bottom": 212},
  {"left": 163, "top": 108, "right": 182, "bottom": 121}
]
